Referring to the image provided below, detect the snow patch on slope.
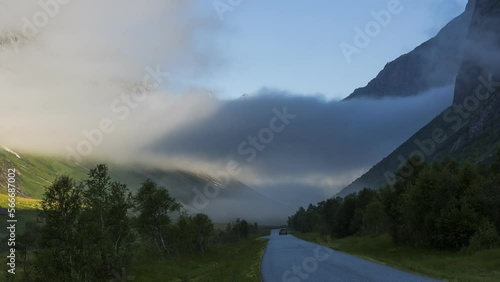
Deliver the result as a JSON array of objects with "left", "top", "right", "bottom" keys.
[{"left": 2, "top": 146, "right": 21, "bottom": 159}]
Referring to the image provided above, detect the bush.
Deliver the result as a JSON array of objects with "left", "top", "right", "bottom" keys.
[{"left": 467, "top": 220, "right": 500, "bottom": 253}]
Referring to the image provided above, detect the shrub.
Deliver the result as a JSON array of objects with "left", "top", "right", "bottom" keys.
[{"left": 467, "top": 220, "right": 500, "bottom": 253}]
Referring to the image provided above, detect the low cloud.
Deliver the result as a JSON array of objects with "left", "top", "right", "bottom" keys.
[
  {"left": 152, "top": 86, "right": 455, "bottom": 200},
  {"left": 0, "top": 1, "right": 458, "bottom": 221},
  {"left": 0, "top": 0, "right": 221, "bottom": 161}
]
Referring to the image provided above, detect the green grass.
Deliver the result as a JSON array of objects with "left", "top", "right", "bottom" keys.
[
  {"left": 0, "top": 209, "right": 39, "bottom": 238},
  {"left": 294, "top": 232, "right": 500, "bottom": 282},
  {"left": 130, "top": 236, "right": 268, "bottom": 282},
  {"left": 0, "top": 215, "right": 269, "bottom": 281},
  {"left": 0, "top": 150, "right": 88, "bottom": 199},
  {"left": 0, "top": 194, "right": 40, "bottom": 210},
  {"left": 0, "top": 190, "right": 42, "bottom": 238}
]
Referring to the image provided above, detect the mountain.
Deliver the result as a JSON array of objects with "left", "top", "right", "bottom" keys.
[
  {"left": 0, "top": 148, "right": 88, "bottom": 198},
  {"left": 0, "top": 148, "right": 288, "bottom": 223},
  {"left": 338, "top": 0, "right": 500, "bottom": 196},
  {"left": 107, "top": 166, "right": 289, "bottom": 223},
  {"left": 345, "top": 1, "right": 476, "bottom": 100}
]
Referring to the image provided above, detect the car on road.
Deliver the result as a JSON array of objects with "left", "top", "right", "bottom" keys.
[{"left": 279, "top": 228, "right": 288, "bottom": 235}]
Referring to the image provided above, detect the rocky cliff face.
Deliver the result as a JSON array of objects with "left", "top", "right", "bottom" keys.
[
  {"left": 454, "top": 0, "right": 500, "bottom": 104},
  {"left": 338, "top": 0, "right": 500, "bottom": 196},
  {"left": 345, "top": 1, "right": 476, "bottom": 100},
  {"left": 445, "top": 0, "right": 500, "bottom": 162}
]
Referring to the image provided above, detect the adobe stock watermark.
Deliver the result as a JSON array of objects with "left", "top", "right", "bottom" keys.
[
  {"left": 281, "top": 237, "right": 334, "bottom": 281},
  {"left": 65, "top": 65, "right": 169, "bottom": 165},
  {"left": 8, "top": 0, "right": 72, "bottom": 54},
  {"left": 339, "top": 0, "right": 406, "bottom": 64},
  {"left": 191, "top": 107, "right": 297, "bottom": 210},
  {"left": 384, "top": 73, "right": 500, "bottom": 185},
  {"left": 213, "top": 0, "right": 245, "bottom": 21}
]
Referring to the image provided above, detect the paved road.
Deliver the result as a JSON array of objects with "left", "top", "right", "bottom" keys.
[{"left": 261, "top": 230, "right": 440, "bottom": 282}]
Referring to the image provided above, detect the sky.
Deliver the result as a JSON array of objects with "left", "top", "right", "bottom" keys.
[
  {"left": 192, "top": 0, "right": 468, "bottom": 99},
  {"left": 0, "top": 0, "right": 472, "bottom": 222}
]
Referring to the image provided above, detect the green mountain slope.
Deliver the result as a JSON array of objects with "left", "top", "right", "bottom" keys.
[
  {"left": 0, "top": 149, "right": 88, "bottom": 198},
  {"left": 0, "top": 148, "right": 286, "bottom": 223}
]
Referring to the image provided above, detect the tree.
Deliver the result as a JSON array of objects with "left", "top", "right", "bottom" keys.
[
  {"left": 134, "top": 179, "right": 180, "bottom": 255},
  {"left": 17, "top": 223, "right": 39, "bottom": 281},
  {"left": 305, "top": 204, "right": 320, "bottom": 233},
  {"left": 35, "top": 176, "right": 83, "bottom": 281},
  {"left": 167, "top": 213, "right": 192, "bottom": 256},
  {"left": 437, "top": 199, "right": 479, "bottom": 249},
  {"left": 362, "top": 199, "right": 385, "bottom": 235},
  {"left": 78, "top": 164, "right": 114, "bottom": 280},
  {"left": 289, "top": 207, "right": 307, "bottom": 233},
  {"left": 191, "top": 213, "right": 214, "bottom": 253},
  {"left": 336, "top": 194, "right": 357, "bottom": 237},
  {"left": 107, "top": 181, "right": 135, "bottom": 280},
  {"left": 76, "top": 165, "right": 135, "bottom": 281},
  {"left": 349, "top": 208, "right": 363, "bottom": 235},
  {"left": 239, "top": 220, "right": 249, "bottom": 239},
  {"left": 320, "top": 197, "right": 343, "bottom": 236},
  {"left": 286, "top": 156, "right": 500, "bottom": 251},
  {"left": 357, "top": 188, "right": 377, "bottom": 210},
  {"left": 468, "top": 219, "right": 499, "bottom": 252}
]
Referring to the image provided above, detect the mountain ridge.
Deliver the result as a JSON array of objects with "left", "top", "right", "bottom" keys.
[
  {"left": 344, "top": 1, "right": 475, "bottom": 100},
  {"left": 338, "top": 0, "right": 500, "bottom": 196}
]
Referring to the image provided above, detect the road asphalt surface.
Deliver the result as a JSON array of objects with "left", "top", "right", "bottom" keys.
[{"left": 261, "top": 230, "right": 440, "bottom": 282}]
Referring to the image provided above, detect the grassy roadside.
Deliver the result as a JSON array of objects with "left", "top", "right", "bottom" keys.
[
  {"left": 130, "top": 234, "right": 269, "bottom": 282},
  {"left": 0, "top": 208, "right": 269, "bottom": 281},
  {"left": 294, "top": 232, "right": 500, "bottom": 282},
  {"left": 0, "top": 229, "right": 269, "bottom": 281},
  {"left": 0, "top": 195, "right": 40, "bottom": 238}
]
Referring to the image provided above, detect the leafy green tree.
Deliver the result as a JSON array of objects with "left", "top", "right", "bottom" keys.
[
  {"left": 239, "top": 219, "right": 249, "bottom": 239},
  {"left": 17, "top": 223, "right": 39, "bottom": 281},
  {"left": 134, "top": 179, "right": 180, "bottom": 255},
  {"left": 357, "top": 188, "right": 377, "bottom": 210},
  {"left": 77, "top": 165, "right": 135, "bottom": 281},
  {"left": 320, "top": 197, "right": 343, "bottom": 236},
  {"left": 336, "top": 194, "right": 357, "bottom": 237},
  {"left": 379, "top": 186, "right": 398, "bottom": 237},
  {"left": 305, "top": 204, "right": 321, "bottom": 232},
  {"left": 167, "top": 213, "right": 192, "bottom": 256},
  {"left": 287, "top": 156, "right": 500, "bottom": 251},
  {"left": 191, "top": 213, "right": 214, "bottom": 253},
  {"left": 349, "top": 208, "right": 363, "bottom": 235},
  {"left": 107, "top": 181, "right": 135, "bottom": 279},
  {"left": 288, "top": 207, "right": 307, "bottom": 233},
  {"left": 468, "top": 219, "right": 499, "bottom": 252},
  {"left": 437, "top": 199, "right": 479, "bottom": 249},
  {"left": 35, "top": 176, "right": 83, "bottom": 281},
  {"left": 362, "top": 199, "right": 385, "bottom": 235},
  {"left": 78, "top": 165, "right": 113, "bottom": 280}
]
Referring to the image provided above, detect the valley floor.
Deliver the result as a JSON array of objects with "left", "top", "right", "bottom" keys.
[
  {"left": 130, "top": 235, "right": 268, "bottom": 282},
  {"left": 0, "top": 208, "right": 268, "bottom": 281},
  {"left": 294, "top": 232, "right": 500, "bottom": 282}
]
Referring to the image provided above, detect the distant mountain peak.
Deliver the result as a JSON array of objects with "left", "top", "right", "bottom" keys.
[
  {"left": 344, "top": 3, "right": 475, "bottom": 100},
  {"left": 239, "top": 93, "right": 251, "bottom": 99}
]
